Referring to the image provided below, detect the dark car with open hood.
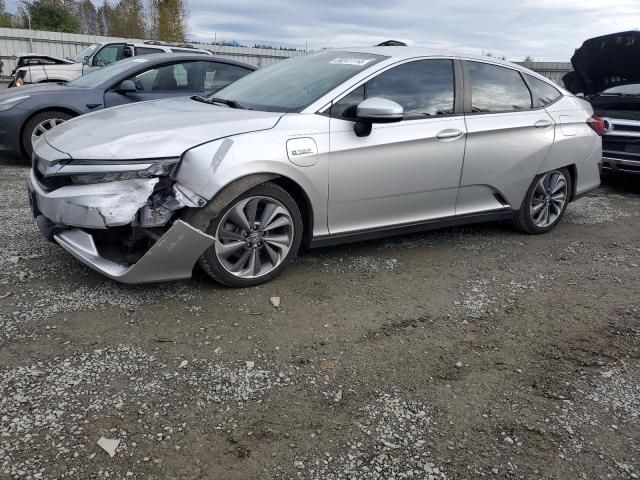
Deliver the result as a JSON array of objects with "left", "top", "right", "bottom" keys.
[{"left": 564, "top": 31, "right": 640, "bottom": 174}]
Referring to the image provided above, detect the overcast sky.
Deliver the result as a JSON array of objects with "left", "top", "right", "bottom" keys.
[
  {"left": 187, "top": 0, "right": 640, "bottom": 61},
  {"left": 5, "top": 0, "right": 639, "bottom": 61}
]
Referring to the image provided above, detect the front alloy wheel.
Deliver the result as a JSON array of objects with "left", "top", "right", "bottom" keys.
[
  {"left": 513, "top": 168, "right": 571, "bottom": 234},
  {"left": 31, "top": 117, "right": 67, "bottom": 146},
  {"left": 215, "top": 196, "right": 295, "bottom": 279},
  {"left": 22, "top": 110, "right": 73, "bottom": 161},
  {"left": 198, "top": 182, "right": 303, "bottom": 287}
]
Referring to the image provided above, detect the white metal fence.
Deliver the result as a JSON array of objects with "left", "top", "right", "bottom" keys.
[{"left": 0, "top": 27, "right": 302, "bottom": 77}]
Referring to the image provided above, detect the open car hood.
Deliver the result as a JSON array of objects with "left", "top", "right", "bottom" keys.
[
  {"left": 567, "top": 31, "right": 640, "bottom": 95},
  {"left": 16, "top": 53, "right": 75, "bottom": 66}
]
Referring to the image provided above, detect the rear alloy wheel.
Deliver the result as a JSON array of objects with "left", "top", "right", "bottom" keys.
[
  {"left": 513, "top": 168, "right": 571, "bottom": 234},
  {"left": 199, "top": 182, "right": 303, "bottom": 287},
  {"left": 22, "top": 110, "right": 73, "bottom": 161}
]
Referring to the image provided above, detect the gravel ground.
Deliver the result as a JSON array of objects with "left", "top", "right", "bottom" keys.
[{"left": 0, "top": 158, "right": 638, "bottom": 480}]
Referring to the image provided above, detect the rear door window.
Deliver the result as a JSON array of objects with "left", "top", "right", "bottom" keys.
[
  {"left": 468, "top": 61, "right": 532, "bottom": 112},
  {"left": 525, "top": 74, "right": 562, "bottom": 106}
]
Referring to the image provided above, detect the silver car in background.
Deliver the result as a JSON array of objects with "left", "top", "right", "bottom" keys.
[{"left": 28, "top": 47, "right": 603, "bottom": 287}]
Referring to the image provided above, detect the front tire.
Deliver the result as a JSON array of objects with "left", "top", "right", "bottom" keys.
[
  {"left": 198, "top": 182, "right": 303, "bottom": 287},
  {"left": 513, "top": 168, "right": 571, "bottom": 234},
  {"left": 22, "top": 110, "right": 73, "bottom": 161}
]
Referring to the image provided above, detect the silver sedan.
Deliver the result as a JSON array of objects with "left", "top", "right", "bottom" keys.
[{"left": 29, "top": 47, "right": 603, "bottom": 287}]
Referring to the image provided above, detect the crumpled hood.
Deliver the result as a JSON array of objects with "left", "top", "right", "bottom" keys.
[
  {"left": 568, "top": 31, "right": 640, "bottom": 95},
  {"left": 44, "top": 96, "right": 285, "bottom": 160}
]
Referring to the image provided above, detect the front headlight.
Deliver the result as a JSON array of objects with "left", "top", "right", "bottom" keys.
[
  {"left": 68, "top": 158, "right": 179, "bottom": 185},
  {"left": 0, "top": 95, "right": 30, "bottom": 111}
]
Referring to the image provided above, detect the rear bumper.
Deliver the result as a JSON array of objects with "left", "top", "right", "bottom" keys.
[{"left": 601, "top": 156, "right": 640, "bottom": 174}]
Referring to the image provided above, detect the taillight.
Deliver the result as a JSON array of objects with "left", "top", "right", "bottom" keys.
[
  {"left": 587, "top": 115, "right": 606, "bottom": 136},
  {"left": 15, "top": 70, "right": 26, "bottom": 87}
]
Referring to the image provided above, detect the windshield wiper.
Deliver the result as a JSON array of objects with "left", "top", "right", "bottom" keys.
[{"left": 192, "top": 95, "right": 239, "bottom": 108}]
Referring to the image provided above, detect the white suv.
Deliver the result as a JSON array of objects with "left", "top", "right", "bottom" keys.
[{"left": 11, "top": 41, "right": 213, "bottom": 87}]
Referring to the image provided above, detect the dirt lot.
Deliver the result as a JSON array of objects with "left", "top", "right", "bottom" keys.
[{"left": 0, "top": 158, "right": 638, "bottom": 480}]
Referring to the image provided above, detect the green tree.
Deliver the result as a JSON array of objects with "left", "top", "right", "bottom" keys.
[
  {"left": 0, "top": 0, "right": 13, "bottom": 27},
  {"left": 152, "top": 0, "right": 188, "bottom": 42},
  {"left": 523, "top": 55, "right": 535, "bottom": 63},
  {"left": 28, "top": 0, "right": 80, "bottom": 33},
  {"left": 110, "top": 0, "right": 146, "bottom": 38},
  {"left": 78, "top": 0, "right": 100, "bottom": 34},
  {"left": 96, "top": 0, "right": 113, "bottom": 35}
]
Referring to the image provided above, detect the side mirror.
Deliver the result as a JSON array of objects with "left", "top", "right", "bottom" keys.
[
  {"left": 116, "top": 80, "right": 137, "bottom": 93},
  {"left": 354, "top": 97, "right": 403, "bottom": 137},
  {"left": 83, "top": 56, "right": 90, "bottom": 65}
]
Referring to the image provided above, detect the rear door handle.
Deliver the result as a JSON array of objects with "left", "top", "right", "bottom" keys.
[
  {"left": 436, "top": 129, "right": 465, "bottom": 140},
  {"left": 534, "top": 120, "right": 554, "bottom": 128}
]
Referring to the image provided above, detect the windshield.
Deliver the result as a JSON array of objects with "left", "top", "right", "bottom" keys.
[
  {"left": 211, "top": 51, "right": 386, "bottom": 112},
  {"left": 66, "top": 57, "right": 147, "bottom": 88},
  {"left": 71, "top": 43, "right": 100, "bottom": 63},
  {"left": 602, "top": 84, "right": 640, "bottom": 96}
]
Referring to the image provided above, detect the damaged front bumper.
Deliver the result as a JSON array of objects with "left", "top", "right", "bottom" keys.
[
  {"left": 54, "top": 221, "right": 214, "bottom": 284},
  {"left": 28, "top": 171, "right": 160, "bottom": 229},
  {"left": 27, "top": 170, "right": 215, "bottom": 284}
]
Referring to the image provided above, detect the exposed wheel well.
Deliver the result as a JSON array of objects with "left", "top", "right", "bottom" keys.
[
  {"left": 182, "top": 174, "right": 314, "bottom": 248},
  {"left": 20, "top": 107, "right": 79, "bottom": 156},
  {"left": 270, "top": 176, "right": 314, "bottom": 248}
]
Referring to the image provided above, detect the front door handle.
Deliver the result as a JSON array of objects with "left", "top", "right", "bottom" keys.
[
  {"left": 534, "top": 119, "right": 554, "bottom": 128},
  {"left": 436, "top": 129, "right": 465, "bottom": 140}
]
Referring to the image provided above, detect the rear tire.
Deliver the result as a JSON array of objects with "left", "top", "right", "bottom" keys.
[
  {"left": 198, "top": 182, "right": 303, "bottom": 288},
  {"left": 512, "top": 168, "right": 571, "bottom": 234},
  {"left": 22, "top": 110, "right": 73, "bottom": 161}
]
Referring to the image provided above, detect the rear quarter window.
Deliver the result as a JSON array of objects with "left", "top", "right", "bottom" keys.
[{"left": 525, "top": 74, "right": 562, "bottom": 106}]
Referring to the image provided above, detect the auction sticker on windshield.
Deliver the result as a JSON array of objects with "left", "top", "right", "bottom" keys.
[{"left": 329, "top": 57, "right": 375, "bottom": 66}]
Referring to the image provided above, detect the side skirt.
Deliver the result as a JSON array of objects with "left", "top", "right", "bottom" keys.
[{"left": 310, "top": 210, "right": 515, "bottom": 249}]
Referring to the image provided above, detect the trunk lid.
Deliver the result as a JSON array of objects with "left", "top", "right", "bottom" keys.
[{"left": 568, "top": 31, "right": 640, "bottom": 95}]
